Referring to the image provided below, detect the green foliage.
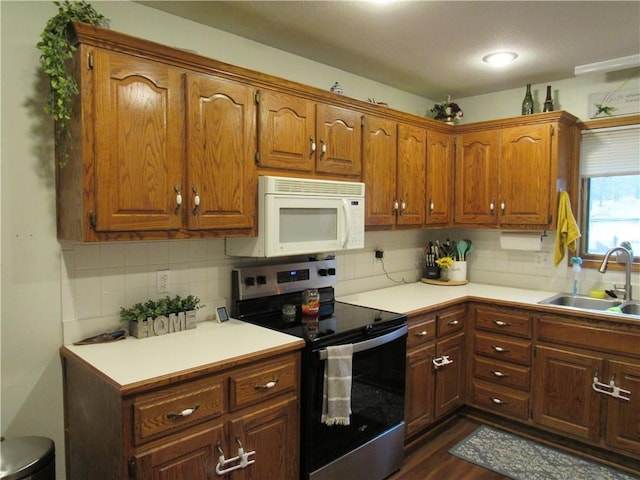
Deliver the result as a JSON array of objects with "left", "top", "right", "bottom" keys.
[
  {"left": 37, "top": 1, "right": 109, "bottom": 167},
  {"left": 120, "top": 295, "right": 204, "bottom": 323}
]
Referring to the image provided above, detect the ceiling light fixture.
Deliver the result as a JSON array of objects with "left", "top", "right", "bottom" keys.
[
  {"left": 482, "top": 51, "right": 518, "bottom": 66},
  {"left": 574, "top": 54, "right": 640, "bottom": 75}
]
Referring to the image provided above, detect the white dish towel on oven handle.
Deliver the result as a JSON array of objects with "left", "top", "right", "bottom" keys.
[{"left": 321, "top": 344, "right": 353, "bottom": 426}]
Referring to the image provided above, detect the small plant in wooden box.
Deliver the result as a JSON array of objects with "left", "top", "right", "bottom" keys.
[{"left": 120, "top": 295, "right": 204, "bottom": 339}]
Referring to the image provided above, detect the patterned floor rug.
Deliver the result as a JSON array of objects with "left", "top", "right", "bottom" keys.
[{"left": 449, "top": 425, "right": 639, "bottom": 480}]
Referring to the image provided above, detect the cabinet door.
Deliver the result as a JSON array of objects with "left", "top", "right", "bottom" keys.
[
  {"left": 316, "top": 104, "right": 362, "bottom": 176},
  {"left": 532, "top": 345, "right": 603, "bottom": 442},
  {"left": 136, "top": 424, "right": 225, "bottom": 480},
  {"left": 397, "top": 124, "right": 426, "bottom": 226},
  {"left": 362, "top": 116, "right": 397, "bottom": 226},
  {"left": 405, "top": 343, "right": 435, "bottom": 438},
  {"left": 434, "top": 332, "right": 465, "bottom": 418},
  {"left": 257, "top": 90, "right": 315, "bottom": 172},
  {"left": 499, "top": 124, "right": 552, "bottom": 225},
  {"left": 454, "top": 131, "right": 499, "bottom": 225},
  {"left": 425, "top": 130, "right": 453, "bottom": 226},
  {"left": 605, "top": 360, "right": 640, "bottom": 455},
  {"left": 186, "top": 73, "right": 256, "bottom": 230},
  {"left": 229, "top": 398, "right": 299, "bottom": 480},
  {"left": 93, "top": 49, "right": 184, "bottom": 232}
]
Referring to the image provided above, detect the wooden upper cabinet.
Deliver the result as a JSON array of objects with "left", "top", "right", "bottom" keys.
[
  {"left": 186, "top": 73, "right": 256, "bottom": 231},
  {"left": 425, "top": 130, "right": 453, "bottom": 226},
  {"left": 397, "top": 124, "right": 426, "bottom": 226},
  {"left": 257, "top": 90, "right": 315, "bottom": 172},
  {"left": 499, "top": 124, "right": 552, "bottom": 225},
  {"left": 315, "top": 104, "right": 362, "bottom": 176},
  {"left": 93, "top": 49, "right": 185, "bottom": 232},
  {"left": 362, "top": 116, "right": 398, "bottom": 226},
  {"left": 454, "top": 131, "right": 499, "bottom": 225},
  {"left": 257, "top": 91, "right": 362, "bottom": 176}
]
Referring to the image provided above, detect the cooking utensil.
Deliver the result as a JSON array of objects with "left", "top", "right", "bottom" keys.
[{"left": 457, "top": 239, "right": 468, "bottom": 261}]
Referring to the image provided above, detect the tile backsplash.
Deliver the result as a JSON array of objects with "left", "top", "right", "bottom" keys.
[{"left": 60, "top": 229, "right": 638, "bottom": 344}]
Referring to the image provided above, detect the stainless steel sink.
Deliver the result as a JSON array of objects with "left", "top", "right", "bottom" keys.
[{"left": 538, "top": 294, "right": 621, "bottom": 311}]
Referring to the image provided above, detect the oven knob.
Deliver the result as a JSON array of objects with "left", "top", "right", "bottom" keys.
[
  {"left": 328, "top": 268, "right": 336, "bottom": 276},
  {"left": 244, "top": 276, "right": 255, "bottom": 287},
  {"left": 318, "top": 269, "right": 328, "bottom": 276},
  {"left": 256, "top": 275, "right": 267, "bottom": 285}
]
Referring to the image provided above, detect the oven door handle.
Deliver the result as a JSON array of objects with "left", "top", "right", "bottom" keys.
[{"left": 318, "top": 324, "right": 407, "bottom": 360}]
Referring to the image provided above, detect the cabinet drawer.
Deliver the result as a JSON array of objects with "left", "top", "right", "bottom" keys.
[
  {"left": 474, "top": 332, "right": 531, "bottom": 365},
  {"left": 230, "top": 357, "right": 297, "bottom": 411},
  {"left": 436, "top": 305, "right": 466, "bottom": 337},
  {"left": 134, "top": 377, "right": 226, "bottom": 444},
  {"left": 471, "top": 380, "right": 529, "bottom": 420},
  {"left": 474, "top": 305, "right": 531, "bottom": 338},
  {"left": 473, "top": 356, "right": 530, "bottom": 390},
  {"left": 407, "top": 314, "right": 436, "bottom": 348}
]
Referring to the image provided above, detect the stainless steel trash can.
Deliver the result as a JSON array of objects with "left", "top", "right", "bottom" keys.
[{"left": 0, "top": 437, "right": 55, "bottom": 480}]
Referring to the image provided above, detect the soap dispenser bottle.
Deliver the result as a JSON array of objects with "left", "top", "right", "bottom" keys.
[{"left": 570, "top": 256, "right": 582, "bottom": 296}]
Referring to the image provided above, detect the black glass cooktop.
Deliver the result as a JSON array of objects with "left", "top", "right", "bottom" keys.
[{"left": 233, "top": 289, "right": 406, "bottom": 347}]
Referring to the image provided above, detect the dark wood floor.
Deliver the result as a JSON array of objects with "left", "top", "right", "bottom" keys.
[{"left": 388, "top": 416, "right": 511, "bottom": 480}]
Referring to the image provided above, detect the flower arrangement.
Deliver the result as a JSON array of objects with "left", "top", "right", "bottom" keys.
[
  {"left": 436, "top": 256, "right": 454, "bottom": 270},
  {"left": 430, "top": 95, "right": 463, "bottom": 123}
]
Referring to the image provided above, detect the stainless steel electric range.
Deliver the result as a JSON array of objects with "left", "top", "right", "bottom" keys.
[{"left": 232, "top": 259, "right": 407, "bottom": 480}]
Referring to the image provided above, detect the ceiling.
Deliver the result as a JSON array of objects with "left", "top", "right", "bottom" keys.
[{"left": 139, "top": 1, "right": 640, "bottom": 100}]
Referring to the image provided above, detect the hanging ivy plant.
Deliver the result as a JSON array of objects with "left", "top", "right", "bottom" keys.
[{"left": 37, "top": 0, "right": 109, "bottom": 166}]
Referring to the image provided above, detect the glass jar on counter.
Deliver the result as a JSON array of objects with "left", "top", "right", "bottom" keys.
[{"left": 301, "top": 288, "right": 319, "bottom": 316}]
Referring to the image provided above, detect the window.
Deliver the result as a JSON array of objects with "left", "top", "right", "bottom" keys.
[{"left": 579, "top": 118, "right": 640, "bottom": 269}]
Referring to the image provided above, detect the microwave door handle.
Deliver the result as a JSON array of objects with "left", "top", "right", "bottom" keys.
[
  {"left": 318, "top": 324, "right": 407, "bottom": 360},
  {"left": 341, "top": 199, "right": 351, "bottom": 247}
]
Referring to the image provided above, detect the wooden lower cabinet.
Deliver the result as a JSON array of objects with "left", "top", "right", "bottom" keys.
[
  {"left": 404, "top": 305, "right": 466, "bottom": 439},
  {"left": 533, "top": 314, "right": 640, "bottom": 457},
  {"left": 62, "top": 351, "right": 300, "bottom": 480}
]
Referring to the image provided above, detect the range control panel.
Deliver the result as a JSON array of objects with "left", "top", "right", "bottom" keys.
[{"left": 232, "top": 259, "right": 337, "bottom": 300}]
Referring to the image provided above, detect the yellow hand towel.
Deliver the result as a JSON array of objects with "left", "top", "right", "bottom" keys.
[{"left": 554, "top": 191, "right": 581, "bottom": 266}]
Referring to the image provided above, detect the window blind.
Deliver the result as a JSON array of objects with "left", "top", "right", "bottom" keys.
[{"left": 580, "top": 124, "right": 640, "bottom": 177}]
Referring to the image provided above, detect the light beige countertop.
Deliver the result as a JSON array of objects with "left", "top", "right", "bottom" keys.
[
  {"left": 62, "top": 320, "right": 304, "bottom": 390},
  {"left": 337, "top": 281, "right": 558, "bottom": 315}
]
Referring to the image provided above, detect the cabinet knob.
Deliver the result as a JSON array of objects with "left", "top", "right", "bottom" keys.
[
  {"left": 309, "top": 136, "right": 316, "bottom": 155},
  {"left": 415, "top": 330, "right": 428, "bottom": 337},
  {"left": 490, "top": 199, "right": 495, "bottom": 213},
  {"left": 320, "top": 138, "right": 326, "bottom": 156},
  {"left": 429, "top": 199, "right": 434, "bottom": 212},
  {"left": 393, "top": 199, "right": 399, "bottom": 212},
  {"left": 447, "top": 320, "right": 459, "bottom": 326},
  {"left": 400, "top": 199, "right": 406, "bottom": 213},
  {"left": 490, "top": 397, "right": 508, "bottom": 405},
  {"left": 491, "top": 370, "right": 510, "bottom": 378},
  {"left": 501, "top": 200, "right": 506, "bottom": 213}
]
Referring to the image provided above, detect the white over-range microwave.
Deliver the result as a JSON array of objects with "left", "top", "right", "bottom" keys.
[{"left": 226, "top": 176, "right": 365, "bottom": 258}]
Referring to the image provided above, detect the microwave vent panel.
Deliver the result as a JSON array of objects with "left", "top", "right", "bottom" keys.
[{"left": 269, "top": 176, "right": 365, "bottom": 197}]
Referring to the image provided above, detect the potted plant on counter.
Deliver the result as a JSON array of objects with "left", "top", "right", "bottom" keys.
[{"left": 120, "top": 295, "right": 204, "bottom": 339}]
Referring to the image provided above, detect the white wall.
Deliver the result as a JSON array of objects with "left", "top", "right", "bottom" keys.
[{"left": 1, "top": 2, "right": 638, "bottom": 479}]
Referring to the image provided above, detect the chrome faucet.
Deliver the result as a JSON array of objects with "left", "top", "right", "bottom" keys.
[{"left": 598, "top": 246, "right": 633, "bottom": 300}]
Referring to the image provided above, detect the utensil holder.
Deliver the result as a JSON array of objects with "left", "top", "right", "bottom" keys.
[{"left": 449, "top": 261, "right": 467, "bottom": 282}]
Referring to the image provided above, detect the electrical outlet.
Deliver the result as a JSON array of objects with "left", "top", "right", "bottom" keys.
[
  {"left": 375, "top": 249, "right": 384, "bottom": 259},
  {"left": 156, "top": 270, "right": 170, "bottom": 293},
  {"left": 535, "top": 252, "right": 551, "bottom": 267}
]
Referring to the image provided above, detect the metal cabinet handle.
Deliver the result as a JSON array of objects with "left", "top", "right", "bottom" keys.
[
  {"left": 500, "top": 200, "right": 506, "bottom": 213},
  {"left": 393, "top": 199, "right": 399, "bottom": 212},
  {"left": 447, "top": 320, "right": 459, "bottom": 326},
  {"left": 429, "top": 199, "right": 434, "bottom": 212},
  {"left": 490, "top": 199, "right": 495, "bottom": 213},
  {"left": 491, "top": 345, "right": 510, "bottom": 353},
  {"left": 414, "top": 330, "right": 429, "bottom": 337},
  {"left": 166, "top": 404, "right": 200, "bottom": 419},
  {"left": 490, "top": 397, "right": 508, "bottom": 405},
  {"left": 493, "top": 320, "right": 511, "bottom": 327},
  {"left": 254, "top": 379, "right": 279, "bottom": 390},
  {"left": 491, "top": 370, "right": 510, "bottom": 378},
  {"left": 174, "top": 185, "right": 183, "bottom": 207},
  {"left": 320, "top": 138, "right": 326, "bottom": 156},
  {"left": 400, "top": 199, "right": 406, "bottom": 214}
]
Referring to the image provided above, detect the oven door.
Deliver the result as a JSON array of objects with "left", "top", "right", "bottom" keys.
[{"left": 304, "top": 324, "right": 407, "bottom": 477}]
